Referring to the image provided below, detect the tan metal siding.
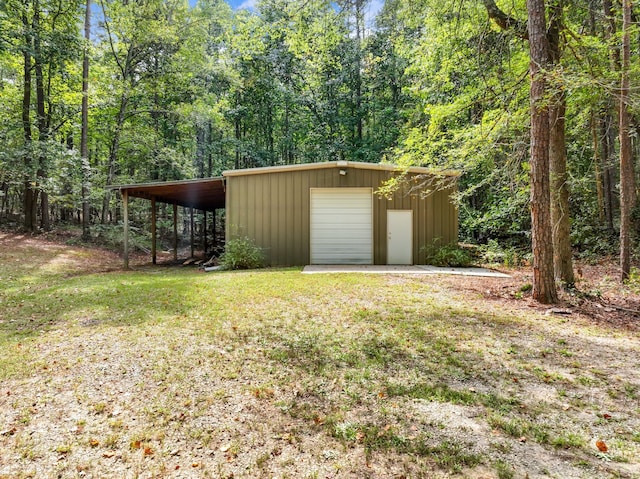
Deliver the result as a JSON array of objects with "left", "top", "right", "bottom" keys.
[{"left": 225, "top": 166, "right": 458, "bottom": 266}]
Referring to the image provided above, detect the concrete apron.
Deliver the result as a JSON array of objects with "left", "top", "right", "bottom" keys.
[{"left": 302, "top": 265, "right": 511, "bottom": 278}]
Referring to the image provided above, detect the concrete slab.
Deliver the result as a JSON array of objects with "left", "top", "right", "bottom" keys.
[{"left": 302, "top": 265, "right": 510, "bottom": 278}]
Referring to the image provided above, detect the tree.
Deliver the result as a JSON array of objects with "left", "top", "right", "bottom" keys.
[
  {"left": 20, "top": 1, "right": 37, "bottom": 231},
  {"left": 80, "top": 0, "right": 90, "bottom": 239},
  {"left": 0, "top": 0, "right": 637, "bottom": 279},
  {"left": 619, "top": 0, "right": 635, "bottom": 280},
  {"left": 0, "top": 0, "right": 83, "bottom": 231},
  {"left": 547, "top": 0, "right": 574, "bottom": 286},
  {"left": 526, "top": 0, "right": 557, "bottom": 302}
]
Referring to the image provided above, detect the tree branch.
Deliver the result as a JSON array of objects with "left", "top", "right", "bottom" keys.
[{"left": 481, "top": 0, "right": 528, "bottom": 40}]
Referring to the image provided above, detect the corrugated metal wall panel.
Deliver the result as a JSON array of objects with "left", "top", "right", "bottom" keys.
[
  {"left": 225, "top": 165, "right": 457, "bottom": 266},
  {"left": 310, "top": 188, "right": 373, "bottom": 264}
]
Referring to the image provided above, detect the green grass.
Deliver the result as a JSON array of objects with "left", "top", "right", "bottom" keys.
[
  {"left": 0, "top": 233, "right": 639, "bottom": 477},
  {"left": 495, "top": 460, "right": 515, "bottom": 479}
]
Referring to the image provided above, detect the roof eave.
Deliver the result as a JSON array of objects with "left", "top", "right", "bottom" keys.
[{"left": 222, "top": 161, "right": 460, "bottom": 177}]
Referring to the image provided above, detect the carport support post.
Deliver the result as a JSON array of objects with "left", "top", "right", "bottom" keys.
[
  {"left": 172, "top": 202, "right": 178, "bottom": 261},
  {"left": 203, "top": 211, "right": 208, "bottom": 257},
  {"left": 151, "top": 197, "right": 157, "bottom": 265},
  {"left": 212, "top": 209, "right": 217, "bottom": 248},
  {"left": 190, "top": 207, "right": 194, "bottom": 258},
  {"left": 123, "top": 190, "right": 129, "bottom": 269}
]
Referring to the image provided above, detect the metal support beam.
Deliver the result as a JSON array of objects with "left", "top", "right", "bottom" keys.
[
  {"left": 173, "top": 202, "right": 178, "bottom": 261},
  {"left": 212, "top": 209, "right": 217, "bottom": 248},
  {"left": 123, "top": 190, "right": 129, "bottom": 269},
  {"left": 203, "top": 211, "right": 208, "bottom": 258},
  {"left": 190, "top": 207, "right": 194, "bottom": 258},
  {"left": 151, "top": 197, "right": 157, "bottom": 265}
]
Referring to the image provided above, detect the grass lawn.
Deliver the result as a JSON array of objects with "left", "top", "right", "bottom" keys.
[{"left": 0, "top": 232, "right": 639, "bottom": 478}]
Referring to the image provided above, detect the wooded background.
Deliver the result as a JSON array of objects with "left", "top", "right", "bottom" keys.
[{"left": 0, "top": 0, "right": 638, "bottom": 298}]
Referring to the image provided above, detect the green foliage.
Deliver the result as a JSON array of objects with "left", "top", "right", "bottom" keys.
[
  {"left": 219, "top": 237, "right": 264, "bottom": 270},
  {"left": 624, "top": 268, "right": 640, "bottom": 292},
  {"left": 423, "top": 240, "right": 473, "bottom": 267},
  {"left": 477, "top": 239, "right": 529, "bottom": 267},
  {"left": 0, "top": 0, "right": 638, "bottom": 270},
  {"left": 74, "top": 223, "right": 150, "bottom": 253}
]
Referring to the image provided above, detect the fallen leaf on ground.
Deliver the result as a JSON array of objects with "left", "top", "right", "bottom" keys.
[{"left": 596, "top": 440, "right": 608, "bottom": 452}]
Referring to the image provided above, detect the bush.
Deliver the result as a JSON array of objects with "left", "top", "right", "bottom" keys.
[
  {"left": 219, "top": 237, "right": 264, "bottom": 270},
  {"left": 477, "top": 239, "right": 529, "bottom": 267},
  {"left": 423, "top": 241, "right": 473, "bottom": 267}
]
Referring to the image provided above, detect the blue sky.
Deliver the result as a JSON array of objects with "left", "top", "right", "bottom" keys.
[
  {"left": 188, "top": 0, "right": 385, "bottom": 25},
  {"left": 188, "top": 0, "right": 253, "bottom": 8}
]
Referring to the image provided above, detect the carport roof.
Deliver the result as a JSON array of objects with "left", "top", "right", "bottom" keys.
[{"left": 112, "top": 177, "right": 225, "bottom": 211}]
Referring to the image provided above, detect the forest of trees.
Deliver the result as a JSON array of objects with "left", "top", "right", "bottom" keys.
[{"left": 0, "top": 0, "right": 639, "bottom": 300}]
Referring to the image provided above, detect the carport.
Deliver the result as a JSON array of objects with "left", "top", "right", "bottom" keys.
[
  {"left": 113, "top": 177, "right": 226, "bottom": 268},
  {"left": 114, "top": 161, "right": 458, "bottom": 268}
]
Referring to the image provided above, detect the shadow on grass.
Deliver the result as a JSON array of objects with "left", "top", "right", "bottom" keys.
[
  {"left": 0, "top": 253, "right": 637, "bottom": 476},
  {"left": 0, "top": 269, "right": 205, "bottom": 339}
]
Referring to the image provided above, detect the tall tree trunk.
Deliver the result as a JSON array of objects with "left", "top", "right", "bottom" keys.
[
  {"left": 207, "top": 121, "right": 213, "bottom": 176},
  {"left": 591, "top": 111, "right": 605, "bottom": 223},
  {"left": 33, "top": 0, "right": 50, "bottom": 231},
  {"left": 22, "top": 8, "right": 36, "bottom": 232},
  {"left": 588, "top": 3, "right": 605, "bottom": 225},
  {"left": 549, "top": 98, "right": 574, "bottom": 285},
  {"left": 602, "top": 0, "right": 621, "bottom": 234},
  {"left": 235, "top": 94, "right": 241, "bottom": 170},
  {"left": 101, "top": 92, "right": 128, "bottom": 223},
  {"left": 547, "top": 0, "right": 574, "bottom": 286},
  {"left": 354, "top": 0, "right": 363, "bottom": 146},
  {"left": 619, "top": 0, "right": 636, "bottom": 281},
  {"left": 0, "top": 182, "right": 8, "bottom": 222},
  {"left": 80, "top": 0, "right": 91, "bottom": 239},
  {"left": 284, "top": 92, "right": 294, "bottom": 164},
  {"left": 196, "top": 123, "right": 206, "bottom": 177},
  {"left": 600, "top": 114, "right": 617, "bottom": 230},
  {"left": 603, "top": 0, "right": 621, "bottom": 67},
  {"left": 482, "top": 0, "right": 557, "bottom": 300},
  {"left": 527, "top": 0, "right": 557, "bottom": 303}
]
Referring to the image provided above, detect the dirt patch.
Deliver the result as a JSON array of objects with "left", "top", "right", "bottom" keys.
[
  {"left": 437, "top": 262, "right": 640, "bottom": 332},
  {"left": 0, "top": 230, "right": 124, "bottom": 274}
]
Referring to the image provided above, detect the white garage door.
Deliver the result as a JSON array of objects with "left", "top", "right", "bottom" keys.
[{"left": 310, "top": 188, "right": 373, "bottom": 264}]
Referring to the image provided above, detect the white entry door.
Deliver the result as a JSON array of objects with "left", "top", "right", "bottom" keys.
[{"left": 387, "top": 210, "right": 413, "bottom": 265}]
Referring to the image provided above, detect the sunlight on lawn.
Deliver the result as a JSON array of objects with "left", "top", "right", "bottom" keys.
[{"left": 0, "top": 246, "right": 639, "bottom": 478}]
